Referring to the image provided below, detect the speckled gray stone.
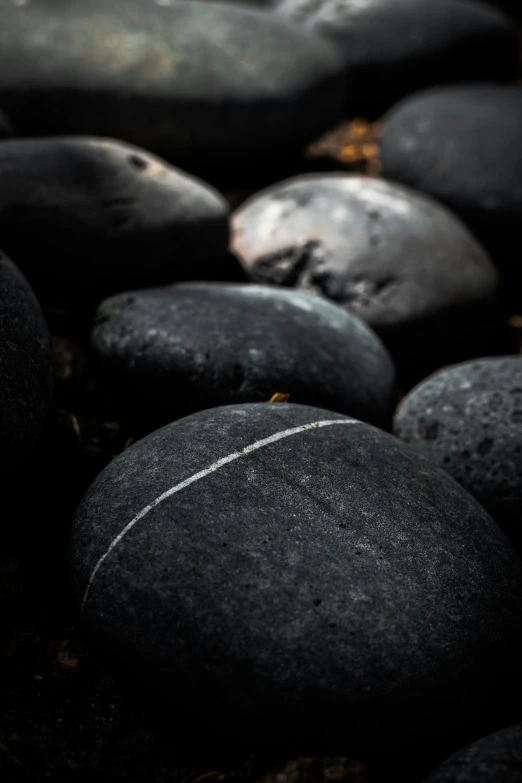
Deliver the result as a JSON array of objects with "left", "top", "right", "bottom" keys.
[
  {"left": 0, "top": 137, "right": 229, "bottom": 301},
  {"left": 231, "top": 174, "right": 499, "bottom": 368},
  {"left": 423, "top": 723, "right": 522, "bottom": 783},
  {"left": 275, "top": 0, "right": 519, "bottom": 118},
  {"left": 0, "top": 0, "right": 345, "bottom": 174},
  {"left": 91, "top": 282, "right": 397, "bottom": 428},
  {"left": 380, "top": 86, "right": 522, "bottom": 279},
  {"left": 394, "top": 357, "right": 522, "bottom": 550},
  {"left": 0, "top": 250, "right": 53, "bottom": 471},
  {"left": 69, "top": 402, "right": 522, "bottom": 757}
]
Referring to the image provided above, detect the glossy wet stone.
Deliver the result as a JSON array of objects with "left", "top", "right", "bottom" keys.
[
  {"left": 394, "top": 357, "right": 522, "bottom": 550},
  {"left": 70, "top": 402, "right": 522, "bottom": 759},
  {"left": 0, "top": 137, "right": 230, "bottom": 302},
  {"left": 0, "top": 251, "right": 53, "bottom": 472},
  {"left": 231, "top": 174, "right": 499, "bottom": 368},
  {"left": 422, "top": 723, "right": 522, "bottom": 783},
  {"left": 91, "top": 282, "right": 397, "bottom": 429},
  {"left": 380, "top": 86, "right": 522, "bottom": 283},
  {"left": 275, "top": 0, "right": 519, "bottom": 118},
  {"left": 0, "top": 0, "right": 345, "bottom": 175}
]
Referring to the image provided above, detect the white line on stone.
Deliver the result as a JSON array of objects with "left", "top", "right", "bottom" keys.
[{"left": 82, "top": 418, "right": 358, "bottom": 609}]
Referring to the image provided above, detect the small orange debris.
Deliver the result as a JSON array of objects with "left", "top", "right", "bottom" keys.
[
  {"left": 269, "top": 393, "right": 291, "bottom": 403},
  {"left": 339, "top": 144, "right": 359, "bottom": 163},
  {"left": 49, "top": 640, "right": 80, "bottom": 672},
  {"left": 306, "top": 118, "right": 381, "bottom": 175}
]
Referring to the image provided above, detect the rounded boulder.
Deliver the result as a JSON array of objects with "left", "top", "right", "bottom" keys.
[
  {"left": 91, "top": 282, "right": 397, "bottom": 429},
  {"left": 70, "top": 403, "right": 522, "bottom": 758},
  {"left": 232, "top": 174, "right": 499, "bottom": 368}
]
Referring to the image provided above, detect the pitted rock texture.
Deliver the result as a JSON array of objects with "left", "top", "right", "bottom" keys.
[
  {"left": 422, "top": 723, "right": 522, "bottom": 783},
  {"left": 70, "top": 403, "right": 522, "bottom": 758},
  {"left": 394, "top": 356, "right": 522, "bottom": 549},
  {"left": 91, "top": 282, "right": 397, "bottom": 429}
]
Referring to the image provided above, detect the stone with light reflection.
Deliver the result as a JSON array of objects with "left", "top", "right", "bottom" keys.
[
  {"left": 274, "top": 0, "right": 519, "bottom": 118},
  {"left": 231, "top": 174, "right": 499, "bottom": 368},
  {"left": 90, "top": 282, "right": 397, "bottom": 428},
  {"left": 0, "top": 0, "right": 345, "bottom": 173},
  {"left": 0, "top": 137, "right": 229, "bottom": 302},
  {"left": 69, "top": 402, "right": 522, "bottom": 759},
  {"left": 380, "top": 85, "right": 522, "bottom": 280}
]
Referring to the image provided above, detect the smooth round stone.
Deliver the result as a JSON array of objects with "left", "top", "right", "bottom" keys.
[
  {"left": 70, "top": 402, "right": 522, "bottom": 756},
  {"left": 423, "top": 724, "right": 522, "bottom": 783},
  {"left": 380, "top": 86, "right": 522, "bottom": 278},
  {"left": 0, "top": 0, "right": 345, "bottom": 174},
  {"left": 0, "top": 109, "right": 13, "bottom": 138},
  {"left": 91, "top": 282, "right": 397, "bottom": 428},
  {"left": 394, "top": 357, "right": 522, "bottom": 550},
  {"left": 0, "top": 137, "right": 230, "bottom": 301},
  {"left": 231, "top": 174, "right": 499, "bottom": 367},
  {"left": 0, "top": 251, "right": 53, "bottom": 471},
  {"left": 275, "top": 0, "right": 518, "bottom": 118}
]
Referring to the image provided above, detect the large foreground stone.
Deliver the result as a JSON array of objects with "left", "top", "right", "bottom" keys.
[{"left": 70, "top": 403, "right": 522, "bottom": 757}]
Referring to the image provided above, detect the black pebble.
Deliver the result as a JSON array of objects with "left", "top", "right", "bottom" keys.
[
  {"left": 232, "top": 174, "right": 499, "bottom": 369},
  {"left": 0, "top": 137, "right": 230, "bottom": 303},
  {"left": 275, "top": 0, "right": 519, "bottom": 118},
  {"left": 380, "top": 86, "right": 522, "bottom": 287},
  {"left": 70, "top": 403, "right": 522, "bottom": 761},
  {"left": 422, "top": 723, "right": 522, "bottom": 783},
  {"left": 394, "top": 356, "right": 522, "bottom": 550},
  {"left": 0, "top": 108, "right": 13, "bottom": 138},
  {"left": 91, "top": 282, "right": 397, "bottom": 429},
  {"left": 473, "top": 0, "right": 522, "bottom": 19},
  {"left": 0, "top": 0, "right": 345, "bottom": 175},
  {"left": 0, "top": 251, "right": 53, "bottom": 472}
]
